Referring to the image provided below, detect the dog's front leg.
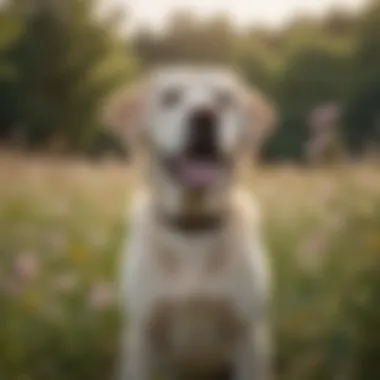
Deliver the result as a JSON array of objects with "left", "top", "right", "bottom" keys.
[
  {"left": 119, "top": 324, "right": 156, "bottom": 380},
  {"left": 234, "top": 321, "right": 273, "bottom": 380}
]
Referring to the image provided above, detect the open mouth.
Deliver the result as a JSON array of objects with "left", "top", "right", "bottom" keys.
[
  {"left": 164, "top": 153, "right": 229, "bottom": 190},
  {"left": 163, "top": 107, "right": 230, "bottom": 190},
  {"left": 178, "top": 157, "right": 223, "bottom": 188}
]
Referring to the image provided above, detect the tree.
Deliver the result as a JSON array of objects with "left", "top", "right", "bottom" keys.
[
  {"left": 343, "top": 0, "right": 380, "bottom": 155},
  {"left": 262, "top": 45, "right": 351, "bottom": 161},
  {"left": 132, "top": 11, "right": 237, "bottom": 67},
  {"left": 3, "top": 0, "right": 136, "bottom": 152},
  {"left": 0, "top": 2, "right": 24, "bottom": 137}
]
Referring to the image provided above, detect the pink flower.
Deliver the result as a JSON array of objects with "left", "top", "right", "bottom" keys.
[
  {"left": 305, "top": 133, "right": 333, "bottom": 162},
  {"left": 308, "top": 103, "right": 342, "bottom": 131},
  {"left": 88, "top": 282, "right": 114, "bottom": 310},
  {"left": 14, "top": 252, "right": 39, "bottom": 283}
]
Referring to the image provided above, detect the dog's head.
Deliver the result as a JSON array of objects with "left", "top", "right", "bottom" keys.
[{"left": 106, "top": 66, "right": 275, "bottom": 217}]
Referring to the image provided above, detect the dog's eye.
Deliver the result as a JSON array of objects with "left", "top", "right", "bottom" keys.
[
  {"left": 161, "top": 87, "right": 182, "bottom": 109},
  {"left": 215, "top": 89, "right": 234, "bottom": 111}
]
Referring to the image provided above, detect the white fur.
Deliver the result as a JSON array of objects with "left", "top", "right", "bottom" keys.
[
  {"left": 143, "top": 67, "right": 246, "bottom": 158},
  {"left": 114, "top": 67, "right": 274, "bottom": 380}
]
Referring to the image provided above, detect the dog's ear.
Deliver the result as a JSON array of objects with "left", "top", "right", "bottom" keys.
[
  {"left": 104, "top": 81, "right": 148, "bottom": 146},
  {"left": 244, "top": 89, "right": 277, "bottom": 149}
]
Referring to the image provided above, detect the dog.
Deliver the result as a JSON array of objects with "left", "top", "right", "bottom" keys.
[{"left": 106, "top": 65, "right": 276, "bottom": 380}]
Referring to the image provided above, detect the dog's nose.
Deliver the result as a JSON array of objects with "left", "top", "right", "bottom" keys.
[{"left": 187, "top": 107, "right": 218, "bottom": 157}]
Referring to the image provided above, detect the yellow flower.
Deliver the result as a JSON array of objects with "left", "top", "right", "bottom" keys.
[
  {"left": 367, "top": 231, "right": 380, "bottom": 252},
  {"left": 67, "top": 244, "right": 87, "bottom": 264}
]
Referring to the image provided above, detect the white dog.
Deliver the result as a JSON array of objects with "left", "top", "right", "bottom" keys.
[{"left": 106, "top": 66, "right": 276, "bottom": 380}]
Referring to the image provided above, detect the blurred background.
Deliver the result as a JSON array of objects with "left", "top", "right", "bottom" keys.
[{"left": 0, "top": 0, "right": 379, "bottom": 379}]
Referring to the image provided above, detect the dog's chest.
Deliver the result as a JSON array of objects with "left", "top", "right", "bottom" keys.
[
  {"left": 148, "top": 293, "right": 246, "bottom": 370},
  {"left": 144, "top": 233, "right": 251, "bottom": 366}
]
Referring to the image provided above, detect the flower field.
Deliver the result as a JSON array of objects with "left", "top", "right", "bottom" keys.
[{"left": 0, "top": 153, "right": 379, "bottom": 380}]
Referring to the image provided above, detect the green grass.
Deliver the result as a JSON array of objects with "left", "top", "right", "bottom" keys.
[{"left": 0, "top": 153, "right": 380, "bottom": 380}]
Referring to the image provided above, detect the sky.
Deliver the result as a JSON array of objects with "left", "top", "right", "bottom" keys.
[{"left": 106, "top": 0, "right": 368, "bottom": 31}]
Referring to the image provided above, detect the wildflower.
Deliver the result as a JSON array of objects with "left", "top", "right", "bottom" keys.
[
  {"left": 55, "top": 273, "right": 78, "bottom": 293},
  {"left": 367, "top": 231, "right": 380, "bottom": 253},
  {"left": 308, "top": 103, "right": 342, "bottom": 132},
  {"left": 14, "top": 252, "right": 39, "bottom": 283},
  {"left": 48, "top": 231, "right": 67, "bottom": 252},
  {"left": 67, "top": 244, "right": 87, "bottom": 264},
  {"left": 88, "top": 281, "right": 114, "bottom": 310}
]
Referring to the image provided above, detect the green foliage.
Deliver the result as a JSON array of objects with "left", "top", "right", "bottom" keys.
[
  {"left": 265, "top": 47, "right": 350, "bottom": 161},
  {"left": 343, "top": 1, "right": 380, "bottom": 155},
  {"left": 0, "top": 0, "right": 379, "bottom": 158},
  {"left": 0, "top": 0, "right": 136, "bottom": 151},
  {"left": 133, "top": 11, "right": 237, "bottom": 67}
]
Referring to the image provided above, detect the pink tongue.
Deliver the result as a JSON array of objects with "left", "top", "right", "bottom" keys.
[{"left": 180, "top": 161, "right": 220, "bottom": 187}]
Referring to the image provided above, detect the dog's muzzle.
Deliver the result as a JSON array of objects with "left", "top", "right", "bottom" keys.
[
  {"left": 186, "top": 107, "right": 219, "bottom": 160},
  {"left": 164, "top": 107, "right": 230, "bottom": 190}
]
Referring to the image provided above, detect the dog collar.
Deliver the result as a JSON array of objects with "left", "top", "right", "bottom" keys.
[{"left": 158, "top": 212, "right": 227, "bottom": 234}]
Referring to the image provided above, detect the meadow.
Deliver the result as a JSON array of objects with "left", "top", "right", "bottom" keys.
[{"left": 0, "top": 152, "right": 380, "bottom": 380}]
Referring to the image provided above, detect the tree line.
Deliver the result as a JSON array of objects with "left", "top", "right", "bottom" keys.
[{"left": 1, "top": 0, "right": 379, "bottom": 162}]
